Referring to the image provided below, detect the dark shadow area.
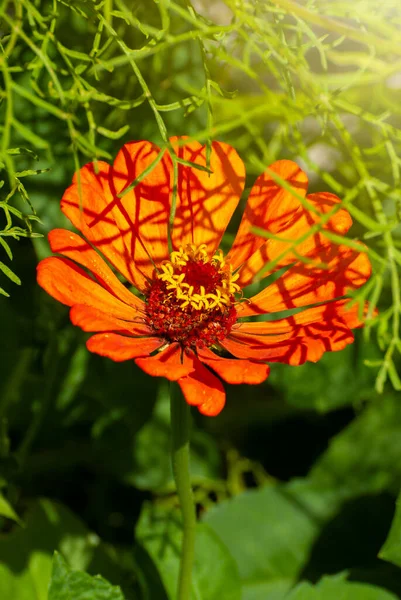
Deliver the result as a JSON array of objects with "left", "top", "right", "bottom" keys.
[
  {"left": 240, "top": 407, "right": 354, "bottom": 481},
  {"left": 300, "top": 493, "right": 401, "bottom": 596},
  {"left": 22, "top": 449, "right": 151, "bottom": 545}
]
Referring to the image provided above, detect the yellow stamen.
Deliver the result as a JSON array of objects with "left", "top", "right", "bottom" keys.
[{"left": 156, "top": 243, "right": 240, "bottom": 312}]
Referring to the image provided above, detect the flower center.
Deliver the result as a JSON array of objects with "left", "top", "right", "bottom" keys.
[{"left": 145, "top": 244, "right": 240, "bottom": 349}]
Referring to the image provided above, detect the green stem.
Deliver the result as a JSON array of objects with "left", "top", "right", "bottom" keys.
[{"left": 170, "top": 383, "right": 196, "bottom": 600}]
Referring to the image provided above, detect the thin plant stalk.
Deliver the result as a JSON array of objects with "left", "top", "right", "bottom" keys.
[{"left": 170, "top": 383, "right": 196, "bottom": 600}]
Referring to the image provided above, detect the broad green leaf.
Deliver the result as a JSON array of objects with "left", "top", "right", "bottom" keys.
[
  {"left": 286, "top": 573, "right": 398, "bottom": 599},
  {"left": 48, "top": 552, "right": 125, "bottom": 600},
  {"left": 202, "top": 475, "right": 399, "bottom": 599},
  {"left": 0, "top": 499, "right": 96, "bottom": 600},
  {"left": 240, "top": 580, "right": 293, "bottom": 600},
  {"left": 136, "top": 503, "right": 241, "bottom": 600},
  {"left": 203, "top": 482, "right": 325, "bottom": 598},
  {"left": 0, "top": 498, "right": 134, "bottom": 600},
  {"left": 202, "top": 396, "right": 401, "bottom": 598}
]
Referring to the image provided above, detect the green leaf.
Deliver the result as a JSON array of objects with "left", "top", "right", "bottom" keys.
[
  {"left": 116, "top": 149, "right": 166, "bottom": 198},
  {"left": 136, "top": 504, "right": 241, "bottom": 600},
  {"left": 174, "top": 156, "right": 213, "bottom": 173},
  {"left": 14, "top": 168, "right": 51, "bottom": 178},
  {"left": 203, "top": 472, "right": 401, "bottom": 599},
  {"left": 286, "top": 573, "right": 398, "bottom": 599},
  {"left": 202, "top": 394, "right": 401, "bottom": 596},
  {"left": 379, "top": 489, "right": 401, "bottom": 567},
  {"left": 0, "top": 498, "right": 113, "bottom": 600},
  {"left": 97, "top": 125, "right": 130, "bottom": 140},
  {"left": 309, "top": 395, "right": 401, "bottom": 497},
  {"left": 93, "top": 383, "right": 221, "bottom": 492},
  {"left": 6, "top": 147, "right": 38, "bottom": 159},
  {"left": 48, "top": 552, "right": 125, "bottom": 600},
  {"left": 130, "top": 385, "right": 221, "bottom": 491},
  {"left": 203, "top": 482, "right": 325, "bottom": 598},
  {"left": 0, "top": 492, "right": 22, "bottom": 525},
  {"left": 268, "top": 343, "right": 379, "bottom": 413},
  {"left": 0, "top": 497, "right": 140, "bottom": 600},
  {"left": 0, "top": 260, "right": 21, "bottom": 285},
  {"left": 0, "top": 236, "right": 13, "bottom": 260}
]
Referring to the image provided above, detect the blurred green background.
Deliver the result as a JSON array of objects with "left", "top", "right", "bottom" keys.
[{"left": 1, "top": 0, "right": 401, "bottom": 598}]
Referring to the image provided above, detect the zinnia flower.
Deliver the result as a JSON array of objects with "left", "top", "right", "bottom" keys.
[{"left": 37, "top": 137, "right": 372, "bottom": 416}]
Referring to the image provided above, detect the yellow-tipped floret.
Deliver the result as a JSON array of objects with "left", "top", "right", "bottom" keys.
[{"left": 156, "top": 243, "right": 240, "bottom": 311}]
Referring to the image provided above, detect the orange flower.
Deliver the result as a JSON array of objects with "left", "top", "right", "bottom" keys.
[{"left": 37, "top": 137, "right": 372, "bottom": 416}]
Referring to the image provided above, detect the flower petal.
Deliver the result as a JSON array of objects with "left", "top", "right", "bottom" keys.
[
  {"left": 307, "top": 192, "right": 353, "bottom": 234},
  {"left": 48, "top": 229, "right": 144, "bottom": 310},
  {"left": 169, "top": 137, "right": 245, "bottom": 255},
  {"left": 225, "top": 300, "right": 365, "bottom": 365},
  {"left": 235, "top": 190, "right": 354, "bottom": 287},
  {"left": 135, "top": 343, "right": 195, "bottom": 381},
  {"left": 227, "top": 160, "right": 308, "bottom": 274},
  {"left": 225, "top": 328, "right": 354, "bottom": 365},
  {"left": 178, "top": 358, "right": 226, "bottom": 416},
  {"left": 61, "top": 142, "right": 173, "bottom": 290},
  {"left": 237, "top": 299, "right": 366, "bottom": 335},
  {"left": 197, "top": 347, "right": 270, "bottom": 384},
  {"left": 240, "top": 244, "right": 371, "bottom": 316},
  {"left": 87, "top": 333, "right": 163, "bottom": 361},
  {"left": 70, "top": 305, "right": 152, "bottom": 335},
  {"left": 61, "top": 161, "right": 144, "bottom": 287},
  {"left": 111, "top": 140, "right": 171, "bottom": 286},
  {"left": 37, "top": 257, "right": 139, "bottom": 321},
  {"left": 60, "top": 139, "right": 245, "bottom": 293}
]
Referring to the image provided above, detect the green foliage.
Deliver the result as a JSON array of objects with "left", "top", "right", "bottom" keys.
[
  {"left": 204, "top": 482, "right": 322, "bottom": 597},
  {"left": 1, "top": 1, "right": 401, "bottom": 599},
  {"left": 379, "top": 490, "right": 401, "bottom": 569},
  {"left": 136, "top": 504, "right": 241, "bottom": 600},
  {"left": 108, "top": 384, "right": 222, "bottom": 492},
  {"left": 309, "top": 394, "right": 401, "bottom": 496},
  {"left": 48, "top": 553, "right": 125, "bottom": 600},
  {"left": 1, "top": 0, "right": 401, "bottom": 386},
  {"left": 0, "top": 490, "right": 22, "bottom": 525},
  {"left": 286, "top": 573, "right": 399, "bottom": 600},
  {"left": 268, "top": 342, "right": 379, "bottom": 412},
  {"left": 0, "top": 499, "right": 101, "bottom": 600}
]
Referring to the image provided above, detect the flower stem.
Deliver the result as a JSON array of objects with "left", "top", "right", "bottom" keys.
[{"left": 170, "top": 382, "right": 196, "bottom": 600}]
